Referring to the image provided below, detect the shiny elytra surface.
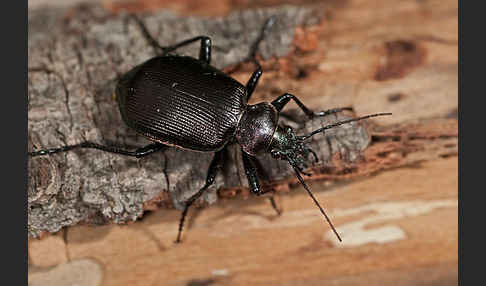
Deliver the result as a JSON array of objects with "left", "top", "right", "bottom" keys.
[{"left": 116, "top": 56, "right": 247, "bottom": 151}]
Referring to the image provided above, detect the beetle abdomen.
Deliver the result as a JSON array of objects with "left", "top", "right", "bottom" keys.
[{"left": 116, "top": 56, "right": 246, "bottom": 151}]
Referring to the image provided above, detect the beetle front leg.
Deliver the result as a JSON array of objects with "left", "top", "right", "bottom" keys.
[
  {"left": 241, "top": 151, "right": 281, "bottom": 215},
  {"left": 29, "top": 142, "right": 167, "bottom": 158},
  {"left": 241, "top": 150, "right": 263, "bottom": 195},
  {"left": 271, "top": 93, "right": 354, "bottom": 119},
  {"left": 176, "top": 149, "right": 224, "bottom": 243}
]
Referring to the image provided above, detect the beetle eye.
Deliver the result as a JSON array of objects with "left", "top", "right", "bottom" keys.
[{"left": 270, "top": 150, "right": 283, "bottom": 160}]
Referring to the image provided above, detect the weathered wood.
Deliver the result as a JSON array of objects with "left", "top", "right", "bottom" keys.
[{"left": 28, "top": 156, "right": 458, "bottom": 286}]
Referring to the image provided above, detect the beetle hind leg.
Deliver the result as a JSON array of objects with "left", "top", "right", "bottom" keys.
[
  {"left": 29, "top": 142, "right": 167, "bottom": 158},
  {"left": 129, "top": 14, "right": 166, "bottom": 54}
]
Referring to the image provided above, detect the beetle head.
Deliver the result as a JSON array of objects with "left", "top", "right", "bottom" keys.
[
  {"left": 268, "top": 112, "right": 393, "bottom": 171},
  {"left": 268, "top": 126, "right": 317, "bottom": 174}
]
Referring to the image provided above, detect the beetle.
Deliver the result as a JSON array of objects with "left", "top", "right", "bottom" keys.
[{"left": 28, "top": 15, "right": 391, "bottom": 243}]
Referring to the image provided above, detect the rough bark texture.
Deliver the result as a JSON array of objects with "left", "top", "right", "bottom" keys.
[{"left": 28, "top": 4, "right": 371, "bottom": 238}]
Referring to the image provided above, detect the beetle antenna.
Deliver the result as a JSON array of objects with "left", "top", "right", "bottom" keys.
[
  {"left": 291, "top": 165, "right": 342, "bottom": 242},
  {"left": 299, "top": 113, "right": 392, "bottom": 140}
]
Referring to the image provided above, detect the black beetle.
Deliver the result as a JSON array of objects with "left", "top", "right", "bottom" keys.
[{"left": 29, "top": 15, "right": 391, "bottom": 243}]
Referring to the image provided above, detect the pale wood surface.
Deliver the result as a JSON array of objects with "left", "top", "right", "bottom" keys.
[
  {"left": 29, "top": 158, "right": 458, "bottom": 286},
  {"left": 28, "top": 0, "right": 458, "bottom": 285}
]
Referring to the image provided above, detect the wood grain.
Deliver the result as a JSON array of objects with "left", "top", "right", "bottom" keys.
[{"left": 29, "top": 157, "right": 457, "bottom": 286}]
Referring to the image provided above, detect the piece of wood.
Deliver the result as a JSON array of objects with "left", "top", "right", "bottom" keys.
[
  {"left": 29, "top": 157, "right": 457, "bottom": 286},
  {"left": 28, "top": 0, "right": 458, "bottom": 285}
]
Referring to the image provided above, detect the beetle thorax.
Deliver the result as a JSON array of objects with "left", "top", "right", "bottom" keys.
[{"left": 236, "top": 103, "right": 279, "bottom": 155}]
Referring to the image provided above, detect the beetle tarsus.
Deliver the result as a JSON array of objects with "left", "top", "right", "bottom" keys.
[
  {"left": 129, "top": 14, "right": 167, "bottom": 55},
  {"left": 247, "top": 16, "right": 277, "bottom": 65},
  {"left": 269, "top": 196, "right": 282, "bottom": 216}
]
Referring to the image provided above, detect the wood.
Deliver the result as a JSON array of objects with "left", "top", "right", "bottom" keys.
[
  {"left": 28, "top": 0, "right": 458, "bottom": 285},
  {"left": 29, "top": 158, "right": 458, "bottom": 286}
]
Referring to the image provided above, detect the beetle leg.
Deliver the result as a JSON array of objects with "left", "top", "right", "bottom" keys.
[
  {"left": 129, "top": 15, "right": 165, "bottom": 54},
  {"left": 176, "top": 149, "right": 224, "bottom": 243},
  {"left": 269, "top": 196, "right": 282, "bottom": 216},
  {"left": 243, "top": 16, "right": 277, "bottom": 101},
  {"left": 247, "top": 16, "right": 277, "bottom": 64},
  {"left": 241, "top": 151, "right": 263, "bottom": 195},
  {"left": 130, "top": 14, "right": 212, "bottom": 64},
  {"left": 155, "top": 35, "right": 212, "bottom": 64},
  {"left": 166, "top": 36, "right": 212, "bottom": 64},
  {"left": 132, "top": 143, "right": 168, "bottom": 158},
  {"left": 29, "top": 142, "right": 167, "bottom": 158},
  {"left": 241, "top": 151, "right": 281, "bottom": 215},
  {"left": 271, "top": 93, "right": 354, "bottom": 119},
  {"left": 226, "top": 16, "right": 276, "bottom": 77},
  {"left": 271, "top": 93, "right": 313, "bottom": 117},
  {"left": 245, "top": 67, "right": 262, "bottom": 101}
]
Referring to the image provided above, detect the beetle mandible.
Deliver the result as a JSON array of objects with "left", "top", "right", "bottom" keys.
[{"left": 29, "top": 15, "right": 391, "bottom": 243}]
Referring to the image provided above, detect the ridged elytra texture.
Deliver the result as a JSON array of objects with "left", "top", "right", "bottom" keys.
[{"left": 117, "top": 56, "right": 247, "bottom": 151}]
